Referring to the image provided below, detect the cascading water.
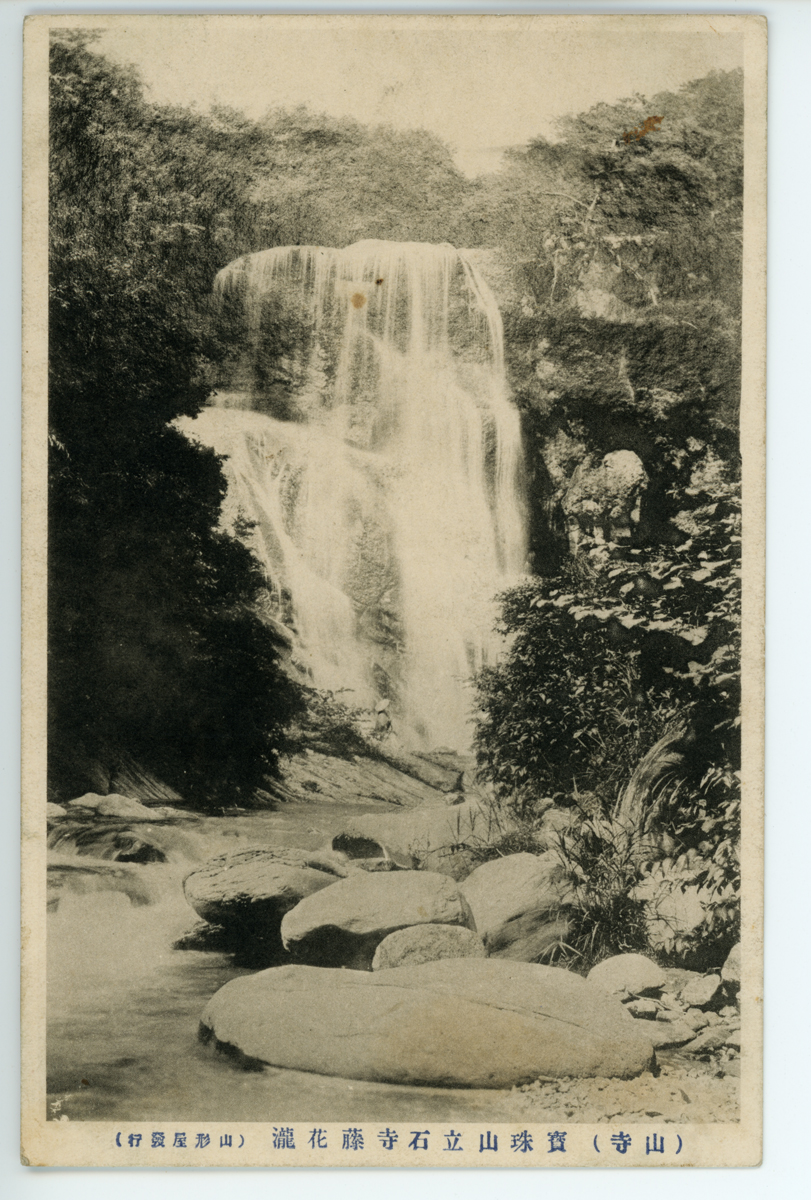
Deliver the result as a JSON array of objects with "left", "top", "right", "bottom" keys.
[{"left": 180, "top": 240, "right": 526, "bottom": 749}]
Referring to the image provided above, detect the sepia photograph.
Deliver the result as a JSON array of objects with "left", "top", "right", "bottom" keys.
[{"left": 21, "top": 11, "right": 766, "bottom": 1169}]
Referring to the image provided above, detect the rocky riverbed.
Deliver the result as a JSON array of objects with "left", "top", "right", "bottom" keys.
[{"left": 47, "top": 744, "right": 742, "bottom": 1124}]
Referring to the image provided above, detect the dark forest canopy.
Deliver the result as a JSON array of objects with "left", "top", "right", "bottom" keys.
[
  {"left": 49, "top": 31, "right": 305, "bottom": 807},
  {"left": 48, "top": 29, "right": 742, "bottom": 835}
]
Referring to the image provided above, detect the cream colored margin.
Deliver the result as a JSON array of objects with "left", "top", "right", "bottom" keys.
[{"left": 21, "top": 11, "right": 767, "bottom": 1169}]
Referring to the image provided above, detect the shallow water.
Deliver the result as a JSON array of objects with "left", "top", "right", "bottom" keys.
[{"left": 47, "top": 801, "right": 514, "bottom": 1123}]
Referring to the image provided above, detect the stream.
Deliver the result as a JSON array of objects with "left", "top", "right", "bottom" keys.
[{"left": 46, "top": 798, "right": 513, "bottom": 1124}]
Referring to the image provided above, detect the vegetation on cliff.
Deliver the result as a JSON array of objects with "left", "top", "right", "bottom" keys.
[
  {"left": 48, "top": 32, "right": 304, "bottom": 807},
  {"left": 48, "top": 28, "right": 744, "bottom": 961},
  {"left": 471, "top": 71, "right": 744, "bottom": 964}
]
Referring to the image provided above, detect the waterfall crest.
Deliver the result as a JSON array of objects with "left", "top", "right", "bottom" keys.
[{"left": 181, "top": 240, "right": 526, "bottom": 750}]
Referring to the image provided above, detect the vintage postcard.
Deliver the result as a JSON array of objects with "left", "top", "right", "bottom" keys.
[{"left": 21, "top": 12, "right": 766, "bottom": 1169}]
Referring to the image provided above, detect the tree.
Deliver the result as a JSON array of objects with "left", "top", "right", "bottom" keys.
[
  {"left": 246, "top": 106, "right": 472, "bottom": 249},
  {"left": 475, "top": 449, "right": 741, "bottom": 960},
  {"left": 48, "top": 31, "right": 303, "bottom": 807},
  {"left": 459, "top": 70, "right": 743, "bottom": 571}
]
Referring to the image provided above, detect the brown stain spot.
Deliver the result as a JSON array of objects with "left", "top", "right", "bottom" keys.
[
  {"left": 80, "top": 1079, "right": 90, "bottom": 1087},
  {"left": 623, "top": 115, "right": 663, "bottom": 144},
  {"left": 375, "top": 278, "right": 384, "bottom": 285},
  {"left": 350, "top": 292, "right": 367, "bottom": 309}
]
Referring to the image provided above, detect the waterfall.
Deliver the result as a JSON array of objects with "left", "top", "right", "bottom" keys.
[{"left": 180, "top": 240, "right": 526, "bottom": 750}]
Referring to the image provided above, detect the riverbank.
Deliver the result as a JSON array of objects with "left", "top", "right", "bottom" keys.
[{"left": 47, "top": 749, "right": 741, "bottom": 1126}]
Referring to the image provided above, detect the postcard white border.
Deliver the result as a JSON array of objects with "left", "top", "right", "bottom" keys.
[{"left": 3, "top": 0, "right": 805, "bottom": 1196}]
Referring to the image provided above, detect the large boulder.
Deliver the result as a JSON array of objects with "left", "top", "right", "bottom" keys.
[
  {"left": 280, "top": 870, "right": 473, "bottom": 969},
  {"left": 588, "top": 953, "right": 666, "bottom": 998},
  {"left": 371, "top": 924, "right": 485, "bottom": 971},
  {"left": 460, "top": 852, "right": 574, "bottom": 961},
  {"left": 200, "top": 958, "right": 655, "bottom": 1086},
  {"left": 562, "top": 450, "right": 648, "bottom": 552},
  {"left": 184, "top": 848, "right": 351, "bottom": 928}
]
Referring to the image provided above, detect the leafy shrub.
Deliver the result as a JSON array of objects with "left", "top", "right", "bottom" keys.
[
  {"left": 475, "top": 456, "right": 742, "bottom": 962},
  {"left": 651, "top": 763, "right": 741, "bottom": 964},
  {"left": 551, "top": 818, "right": 650, "bottom": 971},
  {"left": 288, "top": 687, "right": 372, "bottom": 759},
  {"left": 466, "top": 825, "right": 553, "bottom": 867},
  {"left": 474, "top": 581, "right": 681, "bottom": 814}
]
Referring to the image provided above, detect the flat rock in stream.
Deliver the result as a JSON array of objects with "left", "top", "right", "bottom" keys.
[
  {"left": 280, "top": 869, "right": 473, "bottom": 968},
  {"left": 183, "top": 847, "right": 352, "bottom": 928},
  {"left": 200, "top": 958, "right": 655, "bottom": 1087},
  {"left": 322, "top": 832, "right": 415, "bottom": 870},
  {"left": 47, "top": 854, "right": 155, "bottom": 908},
  {"left": 65, "top": 792, "right": 190, "bottom": 822}
]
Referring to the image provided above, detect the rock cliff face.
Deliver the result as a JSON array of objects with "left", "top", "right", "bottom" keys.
[
  {"left": 561, "top": 450, "right": 648, "bottom": 552},
  {"left": 454, "top": 247, "right": 664, "bottom": 568}
]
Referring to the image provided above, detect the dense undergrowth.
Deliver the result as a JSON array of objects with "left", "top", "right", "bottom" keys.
[{"left": 474, "top": 459, "right": 742, "bottom": 967}]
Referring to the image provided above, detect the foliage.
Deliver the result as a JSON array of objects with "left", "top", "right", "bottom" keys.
[
  {"left": 652, "top": 763, "right": 741, "bottom": 964},
  {"left": 530, "top": 461, "right": 742, "bottom": 743},
  {"left": 467, "top": 69, "right": 742, "bottom": 317},
  {"left": 459, "top": 70, "right": 743, "bottom": 569},
  {"left": 475, "top": 455, "right": 742, "bottom": 960},
  {"left": 466, "top": 825, "right": 552, "bottom": 866},
  {"left": 247, "top": 107, "right": 472, "bottom": 248},
  {"left": 552, "top": 818, "right": 650, "bottom": 971},
  {"left": 287, "top": 687, "right": 372, "bottom": 759},
  {"left": 49, "top": 31, "right": 304, "bottom": 807},
  {"left": 474, "top": 580, "right": 681, "bottom": 810}
]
